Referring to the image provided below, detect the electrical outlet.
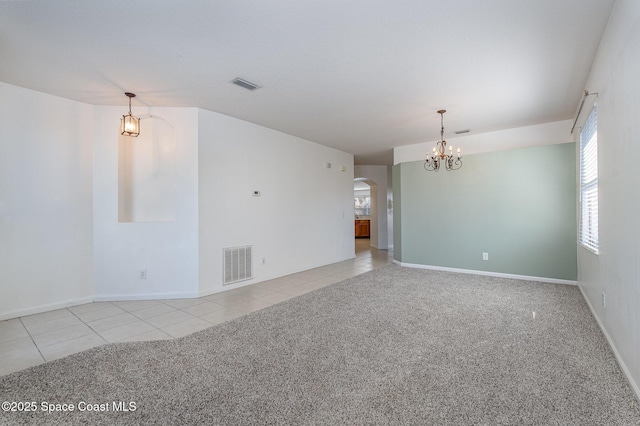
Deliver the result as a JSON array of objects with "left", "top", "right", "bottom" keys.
[
  {"left": 139, "top": 269, "right": 147, "bottom": 280},
  {"left": 601, "top": 292, "right": 606, "bottom": 308},
  {"left": 482, "top": 252, "right": 489, "bottom": 261}
]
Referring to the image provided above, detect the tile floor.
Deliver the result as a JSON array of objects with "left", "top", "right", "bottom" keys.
[{"left": 0, "top": 240, "right": 392, "bottom": 376}]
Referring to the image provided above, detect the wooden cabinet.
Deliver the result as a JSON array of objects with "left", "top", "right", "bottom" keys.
[{"left": 354, "top": 220, "right": 370, "bottom": 238}]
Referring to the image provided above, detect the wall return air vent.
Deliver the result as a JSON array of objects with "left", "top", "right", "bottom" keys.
[{"left": 223, "top": 245, "right": 253, "bottom": 285}]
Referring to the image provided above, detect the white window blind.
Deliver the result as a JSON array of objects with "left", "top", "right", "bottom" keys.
[{"left": 579, "top": 106, "right": 598, "bottom": 254}]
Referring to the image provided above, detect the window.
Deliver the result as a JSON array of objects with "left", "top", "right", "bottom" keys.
[
  {"left": 354, "top": 195, "right": 370, "bottom": 217},
  {"left": 579, "top": 106, "right": 598, "bottom": 253}
]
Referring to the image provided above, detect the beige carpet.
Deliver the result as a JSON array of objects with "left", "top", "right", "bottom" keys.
[{"left": 1, "top": 265, "right": 639, "bottom": 425}]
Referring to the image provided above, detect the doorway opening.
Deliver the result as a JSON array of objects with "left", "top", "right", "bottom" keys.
[{"left": 354, "top": 178, "right": 377, "bottom": 254}]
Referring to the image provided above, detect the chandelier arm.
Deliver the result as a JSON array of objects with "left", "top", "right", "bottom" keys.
[
  {"left": 449, "top": 157, "right": 462, "bottom": 170},
  {"left": 424, "top": 157, "right": 441, "bottom": 172}
]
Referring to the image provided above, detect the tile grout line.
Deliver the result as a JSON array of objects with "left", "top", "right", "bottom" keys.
[
  {"left": 61, "top": 307, "right": 109, "bottom": 353},
  {"left": 126, "top": 300, "right": 216, "bottom": 341},
  {"left": 69, "top": 302, "right": 114, "bottom": 347},
  {"left": 18, "top": 315, "right": 52, "bottom": 365},
  {"left": 110, "top": 301, "right": 179, "bottom": 342}
]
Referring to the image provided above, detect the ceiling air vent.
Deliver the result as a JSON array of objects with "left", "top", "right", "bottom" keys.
[
  {"left": 230, "top": 77, "right": 261, "bottom": 91},
  {"left": 454, "top": 129, "right": 471, "bottom": 135}
]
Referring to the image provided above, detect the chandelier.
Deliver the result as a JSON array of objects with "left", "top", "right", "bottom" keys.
[{"left": 424, "top": 109, "right": 462, "bottom": 171}]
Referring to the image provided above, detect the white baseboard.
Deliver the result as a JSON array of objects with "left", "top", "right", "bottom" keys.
[
  {"left": 93, "top": 290, "right": 200, "bottom": 302},
  {"left": 0, "top": 296, "right": 94, "bottom": 321},
  {"left": 577, "top": 286, "right": 640, "bottom": 403},
  {"left": 393, "top": 260, "right": 577, "bottom": 285}
]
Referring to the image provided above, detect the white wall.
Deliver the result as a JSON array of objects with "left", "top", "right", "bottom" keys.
[
  {"left": 0, "top": 84, "right": 354, "bottom": 315},
  {"left": 354, "top": 165, "right": 392, "bottom": 249},
  {"left": 198, "top": 109, "right": 355, "bottom": 295},
  {"left": 576, "top": 0, "right": 640, "bottom": 398},
  {"left": 93, "top": 106, "right": 200, "bottom": 300},
  {"left": 0, "top": 83, "right": 94, "bottom": 319},
  {"left": 118, "top": 116, "right": 178, "bottom": 223}
]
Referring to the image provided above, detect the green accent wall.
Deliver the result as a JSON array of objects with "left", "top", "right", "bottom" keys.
[{"left": 394, "top": 142, "right": 577, "bottom": 280}]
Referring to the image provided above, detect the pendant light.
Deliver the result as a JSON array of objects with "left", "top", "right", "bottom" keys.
[{"left": 120, "top": 92, "right": 140, "bottom": 137}]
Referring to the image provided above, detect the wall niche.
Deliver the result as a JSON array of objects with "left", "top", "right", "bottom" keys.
[{"left": 118, "top": 116, "right": 177, "bottom": 222}]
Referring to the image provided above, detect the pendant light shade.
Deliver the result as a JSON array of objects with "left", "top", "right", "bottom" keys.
[{"left": 120, "top": 92, "right": 140, "bottom": 137}]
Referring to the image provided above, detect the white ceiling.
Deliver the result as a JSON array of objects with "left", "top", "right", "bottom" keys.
[{"left": 0, "top": 0, "right": 614, "bottom": 164}]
